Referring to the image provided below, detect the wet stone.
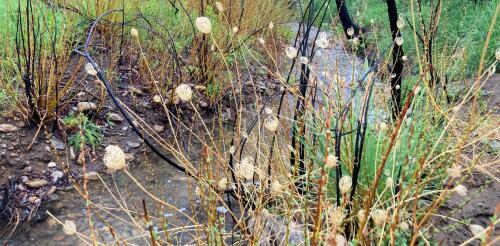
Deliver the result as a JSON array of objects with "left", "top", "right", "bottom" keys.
[
  {"left": 0, "top": 123, "right": 18, "bottom": 133},
  {"left": 126, "top": 141, "right": 141, "bottom": 148},
  {"left": 25, "top": 179, "right": 49, "bottom": 188},
  {"left": 50, "top": 137, "right": 66, "bottom": 150}
]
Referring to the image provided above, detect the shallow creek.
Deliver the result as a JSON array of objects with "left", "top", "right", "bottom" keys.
[{"left": 7, "top": 30, "right": 365, "bottom": 245}]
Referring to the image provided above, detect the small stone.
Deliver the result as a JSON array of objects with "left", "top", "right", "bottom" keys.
[
  {"left": 77, "top": 92, "right": 86, "bottom": 97},
  {"left": 85, "top": 172, "right": 99, "bottom": 181},
  {"left": 107, "top": 113, "right": 124, "bottom": 122},
  {"left": 51, "top": 170, "right": 64, "bottom": 183},
  {"left": 195, "top": 85, "right": 206, "bottom": 91},
  {"left": 47, "top": 186, "right": 57, "bottom": 195},
  {"left": 126, "top": 141, "right": 141, "bottom": 148},
  {"left": 199, "top": 101, "right": 209, "bottom": 108},
  {"left": 48, "top": 162, "right": 57, "bottom": 168},
  {"left": 0, "top": 124, "right": 18, "bottom": 133},
  {"left": 23, "top": 166, "right": 32, "bottom": 173},
  {"left": 153, "top": 125, "right": 164, "bottom": 133},
  {"left": 50, "top": 137, "right": 66, "bottom": 150},
  {"left": 129, "top": 86, "right": 143, "bottom": 95},
  {"left": 25, "top": 178, "right": 49, "bottom": 188},
  {"left": 77, "top": 102, "right": 97, "bottom": 112},
  {"left": 14, "top": 121, "right": 26, "bottom": 128}
]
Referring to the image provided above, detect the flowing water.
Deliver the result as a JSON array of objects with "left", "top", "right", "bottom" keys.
[{"left": 5, "top": 27, "right": 366, "bottom": 246}]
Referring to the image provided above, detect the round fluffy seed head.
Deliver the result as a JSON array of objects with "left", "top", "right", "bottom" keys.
[
  {"left": 264, "top": 107, "right": 273, "bottom": 115},
  {"left": 454, "top": 184, "right": 467, "bottom": 196},
  {"left": 335, "top": 235, "right": 348, "bottom": 246},
  {"left": 236, "top": 156, "right": 254, "bottom": 180},
  {"left": 229, "top": 145, "right": 236, "bottom": 155},
  {"left": 271, "top": 180, "right": 283, "bottom": 194},
  {"left": 315, "top": 33, "right": 329, "bottom": 49},
  {"left": 347, "top": 27, "right": 355, "bottom": 36},
  {"left": 215, "top": 1, "right": 224, "bottom": 12},
  {"left": 285, "top": 46, "right": 298, "bottom": 59},
  {"left": 232, "top": 26, "right": 239, "bottom": 33},
  {"left": 399, "top": 221, "right": 410, "bottom": 231},
  {"left": 496, "top": 47, "right": 500, "bottom": 61},
  {"left": 268, "top": 22, "right": 274, "bottom": 29},
  {"left": 85, "top": 63, "right": 97, "bottom": 76},
  {"left": 104, "top": 145, "right": 126, "bottom": 170},
  {"left": 397, "top": 18, "right": 405, "bottom": 29},
  {"left": 385, "top": 177, "right": 394, "bottom": 188},
  {"left": 195, "top": 17, "right": 212, "bottom": 34},
  {"left": 299, "top": 56, "right": 309, "bottom": 65},
  {"left": 402, "top": 55, "right": 408, "bottom": 62},
  {"left": 395, "top": 37, "right": 404, "bottom": 46},
  {"left": 63, "top": 220, "right": 77, "bottom": 235},
  {"left": 357, "top": 209, "right": 366, "bottom": 223},
  {"left": 264, "top": 115, "right": 279, "bottom": 132},
  {"left": 447, "top": 164, "right": 462, "bottom": 178},
  {"left": 175, "top": 83, "right": 192, "bottom": 102},
  {"left": 325, "top": 154, "right": 337, "bottom": 169},
  {"left": 372, "top": 209, "right": 387, "bottom": 226},
  {"left": 339, "top": 176, "right": 352, "bottom": 195},
  {"left": 258, "top": 37, "right": 265, "bottom": 44},
  {"left": 130, "top": 28, "right": 139, "bottom": 37},
  {"left": 469, "top": 224, "right": 484, "bottom": 237},
  {"left": 217, "top": 177, "right": 227, "bottom": 191},
  {"left": 153, "top": 95, "right": 161, "bottom": 104},
  {"left": 330, "top": 206, "right": 344, "bottom": 227}
]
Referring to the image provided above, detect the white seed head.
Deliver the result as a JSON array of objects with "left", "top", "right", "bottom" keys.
[
  {"left": 402, "top": 55, "right": 408, "bottom": 62},
  {"left": 352, "top": 36, "right": 359, "bottom": 45},
  {"left": 469, "top": 224, "right": 484, "bottom": 237},
  {"left": 195, "top": 17, "right": 212, "bottom": 34},
  {"left": 285, "top": 46, "right": 298, "bottom": 59},
  {"left": 399, "top": 221, "right": 410, "bottom": 231},
  {"left": 103, "top": 145, "right": 126, "bottom": 170},
  {"left": 395, "top": 84, "right": 400, "bottom": 90},
  {"left": 236, "top": 156, "right": 254, "bottom": 179},
  {"left": 339, "top": 176, "right": 352, "bottom": 195},
  {"left": 63, "top": 220, "right": 77, "bottom": 235},
  {"left": 447, "top": 164, "right": 462, "bottom": 178},
  {"left": 85, "top": 63, "right": 97, "bottom": 76},
  {"left": 397, "top": 18, "right": 405, "bottom": 29},
  {"left": 263, "top": 107, "right": 273, "bottom": 115},
  {"left": 268, "top": 22, "right": 274, "bottom": 29},
  {"left": 379, "top": 122, "right": 388, "bottom": 131},
  {"left": 335, "top": 235, "right": 348, "bottom": 246},
  {"left": 195, "top": 186, "right": 201, "bottom": 196},
  {"left": 496, "top": 47, "right": 500, "bottom": 61},
  {"left": 395, "top": 37, "right": 404, "bottom": 46},
  {"left": 271, "top": 180, "right": 283, "bottom": 194},
  {"left": 325, "top": 154, "right": 337, "bottom": 169},
  {"left": 386, "top": 177, "right": 394, "bottom": 188},
  {"left": 153, "top": 95, "right": 161, "bottom": 104},
  {"left": 264, "top": 115, "right": 279, "bottom": 132},
  {"left": 357, "top": 209, "right": 366, "bottom": 223},
  {"left": 232, "top": 26, "right": 239, "bottom": 33},
  {"left": 217, "top": 177, "right": 227, "bottom": 191},
  {"left": 372, "top": 209, "right": 387, "bottom": 226},
  {"left": 258, "top": 37, "right": 265, "bottom": 44},
  {"left": 130, "top": 28, "right": 139, "bottom": 37},
  {"left": 229, "top": 145, "right": 236, "bottom": 155},
  {"left": 215, "top": 1, "right": 224, "bottom": 12},
  {"left": 175, "top": 83, "right": 193, "bottom": 102},
  {"left": 299, "top": 56, "right": 309, "bottom": 65},
  {"left": 316, "top": 33, "right": 330, "bottom": 49},
  {"left": 454, "top": 184, "right": 467, "bottom": 196},
  {"left": 347, "top": 27, "right": 355, "bottom": 36}
]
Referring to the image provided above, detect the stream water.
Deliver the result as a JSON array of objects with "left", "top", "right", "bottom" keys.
[{"left": 6, "top": 28, "right": 365, "bottom": 246}]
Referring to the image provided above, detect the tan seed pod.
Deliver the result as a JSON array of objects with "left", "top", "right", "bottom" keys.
[
  {"left": 175, "top": 83, "right": 192, "bottom": 102},
  {"left": 104, "top": 145, "right": 126, "bottom": 170},
  {"left": 372, "top": 209, "right": 387, "bottom": 226},
  {"left": 195, "top": 17, "right": 212, "bottom": 34},
  {"left": 63, "top": 220, "right": 77, "bottom": 235}
]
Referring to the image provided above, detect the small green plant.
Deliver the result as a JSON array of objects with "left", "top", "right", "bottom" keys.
[{"left": 64, "top": 113, "right": 103, "bottom": 151}]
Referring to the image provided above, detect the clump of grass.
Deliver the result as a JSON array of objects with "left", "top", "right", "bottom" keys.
[{"left": 64, "top": 113, "right": 103, "bottom": 151}]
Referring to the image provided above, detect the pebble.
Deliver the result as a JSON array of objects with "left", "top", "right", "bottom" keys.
[
  {"left": 153, "top": 125, "right": 164, "bottom": 133},
  {"left": 51, "top": 170, "right": 64, "bottom": 183},
  {"left": 23, "top": 166, "right": 33, "bottom": 173},
  {"left": 199, "top": 101, "right": 209, "bottom": 108},
  {"left": 50, "top": 137, "right": 66, "bottom": 150},
  {"left": 85, "top": 172, "right": 99, "bottom": 181},
  {"left": 47, "top": 186, "right": 57, "bottom": 195},
  {"left": 0, "top": 123, "right": 18, "bottom": 133},
  {"left": 14, "top": 121, "right": 26, "bottom": 128},
  {"left": 107, "top": 113, "right": 124, "bottom": 122},
  {"left": 48, "top": 162, "right": 57, "bottom": 168},
  {"left": 126, "top": 141, "right": 141, "bottom": 148},
  {"left": 25, "top": 178, "right": 49, "bottom": 188},
  {"left": 77, "top": 102, "right": 97, "bottom": 112},
  {"left": 124, "top": 153, "right": 135, "bottom": 161}
]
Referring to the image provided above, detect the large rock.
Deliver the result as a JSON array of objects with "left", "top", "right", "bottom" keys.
[{"left": 0, "top": 124, "right": 18, "bottom": 133}]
